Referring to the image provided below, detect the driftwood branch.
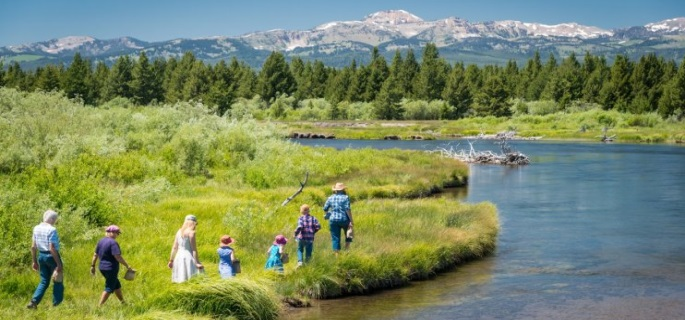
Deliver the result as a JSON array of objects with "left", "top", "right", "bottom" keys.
[
  {"left": 433, "top": 131, "right": 530, "bottom": 165},
  {"left": 281, "top": 171, "right": 309, "bottom": 206}
]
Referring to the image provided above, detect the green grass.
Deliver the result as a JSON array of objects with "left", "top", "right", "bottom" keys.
[
  {"left": 1, "top": 54, "right": 46, "bottom": 63},
  {"left": 0, "top": 88, "right": 497, "bottom": 319}
]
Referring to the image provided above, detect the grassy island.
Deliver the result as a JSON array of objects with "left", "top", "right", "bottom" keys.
[{"left": 0, "top": 89, "right": 498, "bottom": 319}]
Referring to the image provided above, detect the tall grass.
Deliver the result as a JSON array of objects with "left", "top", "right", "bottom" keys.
[
  {"left": 0, "top": 88, "right": 496, "bottom": 319},
  {"left": 155, "top": 277, "right": 280, "bottom": 319}
]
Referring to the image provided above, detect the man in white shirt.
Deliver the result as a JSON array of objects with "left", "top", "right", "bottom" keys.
[{"left": 26, "top": 209, "right": 64, "bottom": 309}]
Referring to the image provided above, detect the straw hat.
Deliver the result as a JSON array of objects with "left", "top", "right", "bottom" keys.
[
  {"left": 220, "top": 235, "right": 234, "bottom": 245},
  {"left": 332, "top": 182, "right": 346, "bottom": 191}
]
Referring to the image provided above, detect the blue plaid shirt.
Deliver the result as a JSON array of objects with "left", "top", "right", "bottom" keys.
[
  {"left": 33, "top": 222, "right": 60, "bottom": 252},
  {"left": 323, "top": 193, "right": 351, "bottom": 222},
  {"left": 295, "top": 214, "right": 321, "bottom": 242}
]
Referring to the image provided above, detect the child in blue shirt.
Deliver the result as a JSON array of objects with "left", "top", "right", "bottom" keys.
[
  {"left": 217, "top": 235, "right": 236, "bottom": 278},
  {"left": 265, "top": 235, "right": 287, "bottom": 273}
]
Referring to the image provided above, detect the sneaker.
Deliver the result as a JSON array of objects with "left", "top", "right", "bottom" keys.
[
  {"left": 296, "top": 261, "right": 303, "bottom": 268},
  {"left": 26, "top": 301, "right": 37, "bottom": 309}
]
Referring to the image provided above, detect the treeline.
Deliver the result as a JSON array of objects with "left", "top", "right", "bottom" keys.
[{"left": 1, "top": 44, "right": 684, "bottom": 120}]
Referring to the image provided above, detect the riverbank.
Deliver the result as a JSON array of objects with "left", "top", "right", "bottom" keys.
[
  {"left": 0, "top": 89, "right": 497, "bottom": 319},
  {"left": 279, "top": 109, "right": 685, "bottom": 144}
]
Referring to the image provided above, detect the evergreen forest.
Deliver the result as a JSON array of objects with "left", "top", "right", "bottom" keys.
[{"left": 1, "top": 43, "right": 684, "bottom": 121}]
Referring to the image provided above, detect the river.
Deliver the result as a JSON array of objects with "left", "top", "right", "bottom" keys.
[{"left": 286, "top": 139, "right": 685, "bottom": 320}]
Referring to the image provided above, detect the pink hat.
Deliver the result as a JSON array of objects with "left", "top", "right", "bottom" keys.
[
  {"left": 106, "top": 225, "right": 121, "bottom": 234},
  {"left": 274, "top": 234, "right": 288, "bottom": 245}
]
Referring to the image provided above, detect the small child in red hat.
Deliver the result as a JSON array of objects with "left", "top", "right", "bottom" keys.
[
  {"left": 218, "top": 235, "right": 236, "bottom": 278},
  {"left": 265, "top": 235, "right": 288, "bottom": 273}
]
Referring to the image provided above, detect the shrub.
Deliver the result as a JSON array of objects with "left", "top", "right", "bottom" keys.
[
  {"left": 625, "top": 113, "right": 661, "bottom": 127},
  {"left": 166, "top": 124, "right": 210, "bottom": 176},
  {"left": 527, "top": 100, "right": 560, "bottom": 115}
]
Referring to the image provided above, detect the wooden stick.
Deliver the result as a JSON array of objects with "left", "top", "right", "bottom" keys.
[{"left": 281, "top": 171, "right": 309, "bottom": 206}]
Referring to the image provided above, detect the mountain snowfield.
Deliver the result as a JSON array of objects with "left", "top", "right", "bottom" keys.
[
  {"left": 645, "top": 17, "right": 685, "bottom": 32},
  {"left": 2, "top": 10, "right": 684, "bottom": 68}
]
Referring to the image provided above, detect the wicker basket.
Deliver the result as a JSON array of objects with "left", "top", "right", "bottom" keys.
[{"left": 124, "top": 268, "right": 136, "bottom": 281}]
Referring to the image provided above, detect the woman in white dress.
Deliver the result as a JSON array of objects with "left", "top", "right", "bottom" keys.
[{"left": 168, "top": 215, "right": 204, "bottom": 283}]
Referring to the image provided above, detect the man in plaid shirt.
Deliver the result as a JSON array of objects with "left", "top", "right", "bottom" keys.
[
  {"left": 323, "top": 182, "right": 353, "bottom": 254},
  {"left": 294, "top": 204, "right": 321, "bottom": 266}
]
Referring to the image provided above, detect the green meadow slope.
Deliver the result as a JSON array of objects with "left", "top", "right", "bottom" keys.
[{"left": 0, "top": 89, "right": 498, "bottom": 319}]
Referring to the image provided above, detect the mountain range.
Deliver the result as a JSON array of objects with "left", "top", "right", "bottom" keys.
[{"left": 2, "top": 10, "right": 684, "bottom": 69}]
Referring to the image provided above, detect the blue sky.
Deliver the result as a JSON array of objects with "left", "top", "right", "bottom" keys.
[{"left": 1, "top": 0, "right": 683, "bottom": 47}]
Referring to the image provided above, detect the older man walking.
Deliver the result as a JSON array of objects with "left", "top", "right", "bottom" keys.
[{"left": 26, "top": 209, "right": 64, "bottom": 309}]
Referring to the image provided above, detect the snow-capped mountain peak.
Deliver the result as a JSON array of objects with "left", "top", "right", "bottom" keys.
[
  {"left": 645, "top": 17, "right": 685, "bottom": 33},
  {"left": 520, "top": 22, "right": 612, "bottom": 38},
  {"left": 43, "top": 36, "right": 95, "bottom": 53},
  {"left": 2, "top": 10, "right": 684, "bottom": 71},
  {"left": 363, "top": 10, "right": 424, "bottom": 25}
]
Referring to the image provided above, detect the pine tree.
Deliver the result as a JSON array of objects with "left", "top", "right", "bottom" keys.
[
  {"left": 183, "top": 60, "right": 210, "bottom": 101},
  {"left": 310, "top": 60, "right": 328, "bottom": 99},
  {"left": 544, "top": 52, "right": 583, "bottom": 108},
  {"left": 629, "top": 53, "right": 664, "bottom": 113},
  {"left": 325, "top": 66, "right": 353, "bottom": 107},
  {"left": 296, "top": 62, "right": 314, "bottom": 100},
  {"left": 0, "top": 61, "right": 4, "bottom": 87},
  {"left": 363, "top": 47, "right": 389, "bottom": 102},
  {"left": 400, "top": 49, "right": 419, "bottom": 99},
  {"left": 582, "top": 54, "right": 609, "bottom": 104},
  {"left": 205, "top": 60, "right": 236, "bottom": 116},
  {"left": 389, "top": 50, "right": 404, "bottom": 80},
  {"left": 229, "top": 57, "right": 256, "bottom": 99},
  {"left": 290, "top": 57, "right": 307, "bottom": 100},
  {"left": 414, "top": 43, "right": 448, "bottom": 101},
  {"left": 63, "top": 53, "right": 93, "bottom": 104},
  {"left": 161, "top": 57, "right": 178, "bottom": 103},
  {"left": 502, "top": 59, "right": 520, "bottom": 97},
  {"left": 103, "top": 55, "right": 134, "bottom": 101},
  {"left": 657, "top": 56, "right": 685, "bottom": 119},
  {"left": 464, "top": 64, "right": 483, "bottom": 98},
  {"left": 4, "top": 62, "right": 28, "bottom": 91},
  {"left": 165, "top": 52, "right": 195, "bottom": 103},
  {"left": 150, "top": 58, "right": 167, "bottom": 104},
  {"left": 600, "top": 54, "right": 633, "bottom": 111},
  {"left": 131, "top": 51, "right": 156, "bottom": 105},
  {"left": 91, "top": 61, "right": 109, "bottom": 104},
  {"left": 257, "top": 51, "right": 295, "bottom": 102},
  {"left": 442, "top": 62, "right": 472, "bottom": 119},
  {"left": 350, "top": 62, "right": 370, "bottom": 102},
  {"left": 374, "top": 72, "right": 403, "bottom": 120},
  {"left": 474, "top": 75, "right": 512, "bottom": 117},
  {"left": 518, "top": 51, "right": 542, "bottom": 99},
  {"left": 34, "top": 64, "right": 63, "bottom": 92}
]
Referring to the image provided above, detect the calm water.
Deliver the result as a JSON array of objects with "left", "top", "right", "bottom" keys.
[{"left": 287, "top": 139, "right": 685, "bottom": 320}]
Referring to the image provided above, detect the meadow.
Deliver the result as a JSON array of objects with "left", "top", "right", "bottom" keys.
[{"left": 0, "top": 88, "right": 498, "bottom": 319}]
